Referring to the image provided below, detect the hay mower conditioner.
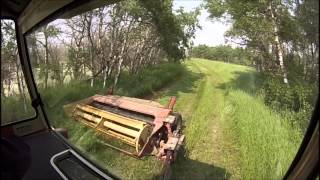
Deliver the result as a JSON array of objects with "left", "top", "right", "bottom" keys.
[{"left": 64, "top": 95, "right": 185, "bottom": 164}]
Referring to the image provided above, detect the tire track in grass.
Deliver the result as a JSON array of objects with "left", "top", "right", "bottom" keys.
[
  {"left": 191, "top": 60, "right": 240, "bottom": 179},
  {"left": 155, "top": 59, "right": 241, "bottom": 179},
  {"left": 201, "top": 61, "right": 242, "bottom": 179}
]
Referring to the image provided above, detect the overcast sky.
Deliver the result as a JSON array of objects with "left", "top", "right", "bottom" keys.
[{"left": 173, "top": 0, "right": 231, "bottom": 46}]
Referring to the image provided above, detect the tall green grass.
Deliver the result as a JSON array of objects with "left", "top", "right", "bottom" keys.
[
  {"left": 181, "top": 59, "right": 304, "bottom": 179},
  {"left": 225, "top": 90, "right": 302, "bottom": 179},
  {"left": 40, "top": 63, "right": 184, "bottom": 106},
  {"left": 1, "top": 96, "right": 35, "bottom": 125}
]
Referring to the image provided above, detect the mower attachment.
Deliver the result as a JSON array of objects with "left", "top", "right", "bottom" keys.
[{"left": 64, "top": 95, "right": 184, "bottom": 164}]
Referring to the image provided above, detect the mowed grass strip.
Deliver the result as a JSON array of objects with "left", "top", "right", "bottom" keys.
[{"left": 157, "top": 60, "right": 241, "bottom": 179}]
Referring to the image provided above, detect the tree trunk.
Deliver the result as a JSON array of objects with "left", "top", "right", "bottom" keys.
[
  {"left": 44, "top": 26, "right": 49, "bottom": 89},
  {"left": 113, "top": 16, "right": 133, "bottom": 89},
  {"left": 15, "top": 55, "right": 27, "bottom": 111},
  {"left": 275, "top": 37, "right": 288, "bottom": 84},
  {"left": 103, "top": 65, "right": 108, "bottom": 88},
  {"left": 1, "top": 80, "right": 5, "bottom": 97},
  {"left": 8, "top": 79, "right": 12, "bottom": 96},
  {"left": 85, "top": 12, "right": 95, "bottom": 87},
  {"left": 270, "top": 3, "right": 288, "bottom": 84},
  {"left": 113, "top": 37, "right": 127, "bottom": 89},
  {"left": 21, "top": 72, "right": 28, "bottom": 111},
  {"left": 90, "top": 71, "right": 94, "bottom": 87},
  {"left": 104, "top": 35, "right": 114, "bottom": 88}
]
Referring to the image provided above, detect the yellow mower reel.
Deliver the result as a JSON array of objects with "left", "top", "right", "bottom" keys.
[{"left": 73, "top": 104, "right": 153, "bottom": 153}]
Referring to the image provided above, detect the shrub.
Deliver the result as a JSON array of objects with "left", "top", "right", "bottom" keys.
[{"left": 258, "top": 74, "right": 316, "bottom": 131}]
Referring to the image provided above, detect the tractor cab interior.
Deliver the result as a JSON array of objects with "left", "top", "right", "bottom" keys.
[{"left": 1, "top": 0, "right": 319, "bottom": 180}]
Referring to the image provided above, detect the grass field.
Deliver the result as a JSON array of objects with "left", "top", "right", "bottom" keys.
[
  {"left": 40, "top": 59, "right": 302, "bottom": 179},
  {"left": 155, "top": 59, "right": 302, "bottom": 179}
]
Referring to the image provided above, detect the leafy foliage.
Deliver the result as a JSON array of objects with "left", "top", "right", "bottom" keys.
[
  {"left": 190, "top": 45, "right": 253, "bottom": 66},
  {"left": 139, "top": 0, "right": 200, "bottom": 61},
  {"left": 258, "top": 74, "right": 317, "bottom": 131},
  {"left": 205, "top": 0, "right": 319, "bottom": 85}
]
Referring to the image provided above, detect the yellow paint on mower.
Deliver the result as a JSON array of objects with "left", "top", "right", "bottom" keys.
[{"left": 72, "top": 104, "right": 152, "bottom": 153}]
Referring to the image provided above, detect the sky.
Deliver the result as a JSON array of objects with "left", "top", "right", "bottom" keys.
[
  {"left": 173, "top": 0, "right": 231, "bottom": 46},
  {"left": 39, "top": 0, "right": 231, "bottom": 47}
]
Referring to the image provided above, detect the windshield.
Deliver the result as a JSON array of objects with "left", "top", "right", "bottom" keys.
[
  {"left": 1, "top": 19, "right": 36, "bottom": 126},
  {"left": 24, "top": 0, "right": 318, "bottom": 179}
]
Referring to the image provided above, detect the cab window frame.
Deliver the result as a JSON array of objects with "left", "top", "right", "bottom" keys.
[{"left": 9, "top": 0, "right": 319, "bottom": 179}]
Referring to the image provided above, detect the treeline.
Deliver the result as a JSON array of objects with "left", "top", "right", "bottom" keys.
[
  {"left": 205, "top": 0, "right": 319, "bottom": 131},
  {"left": 1, "top": 0, "right": 200, "bottom": 99},
  {"left": 190, "top": 45, "right": 252, "bottom": 66}
]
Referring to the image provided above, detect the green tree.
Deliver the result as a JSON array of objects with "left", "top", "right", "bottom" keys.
[
  {"left": 139, "top": 0, "right": 200, "bottom": 62},
  {"left": 191, "top": 45, "right": 252, "bottom": 66},
  {"left": 205, "top": 0, "right": 291, "bottom": 83}
]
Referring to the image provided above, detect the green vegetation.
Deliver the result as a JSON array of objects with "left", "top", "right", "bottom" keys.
[
  {"left": 2, "top": 0, "right": 201, "bottom": 116},
  {"left": 226, "top": 90, "right": 301, "bottom": 179},
  {"left": 205, "top": 0, "right": 319, "bottom": 86},
  {"left": 1, "top": 96, "right": 35, "bottom": 124},
  {"left": 163, "top": 59, "right": 302, "bottom": 179},
  {"left": 1, "top": 0, "right": 318, "bottom": 179},
  {"left": 40, "top": 63, "right": 184, "bottom": 107},
  {"left": 190, "top": 45, "right": 253, "bottom": 66},
  {"left": 42, "top": 59, "right": 303, "bottom": 179},
  {"left": 257, "top": 75, "right": 318, "bottom": 132}
]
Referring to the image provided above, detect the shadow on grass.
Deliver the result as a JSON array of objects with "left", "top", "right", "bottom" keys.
[
  {"left": 217, "top": 70, "right": 263, "bottom": 97},
  {"left": 153, "top": 147, "right": 230, "bottom": 180},
  {"left": 151, "top": 64, "right": 204, "bottom": 101}
]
